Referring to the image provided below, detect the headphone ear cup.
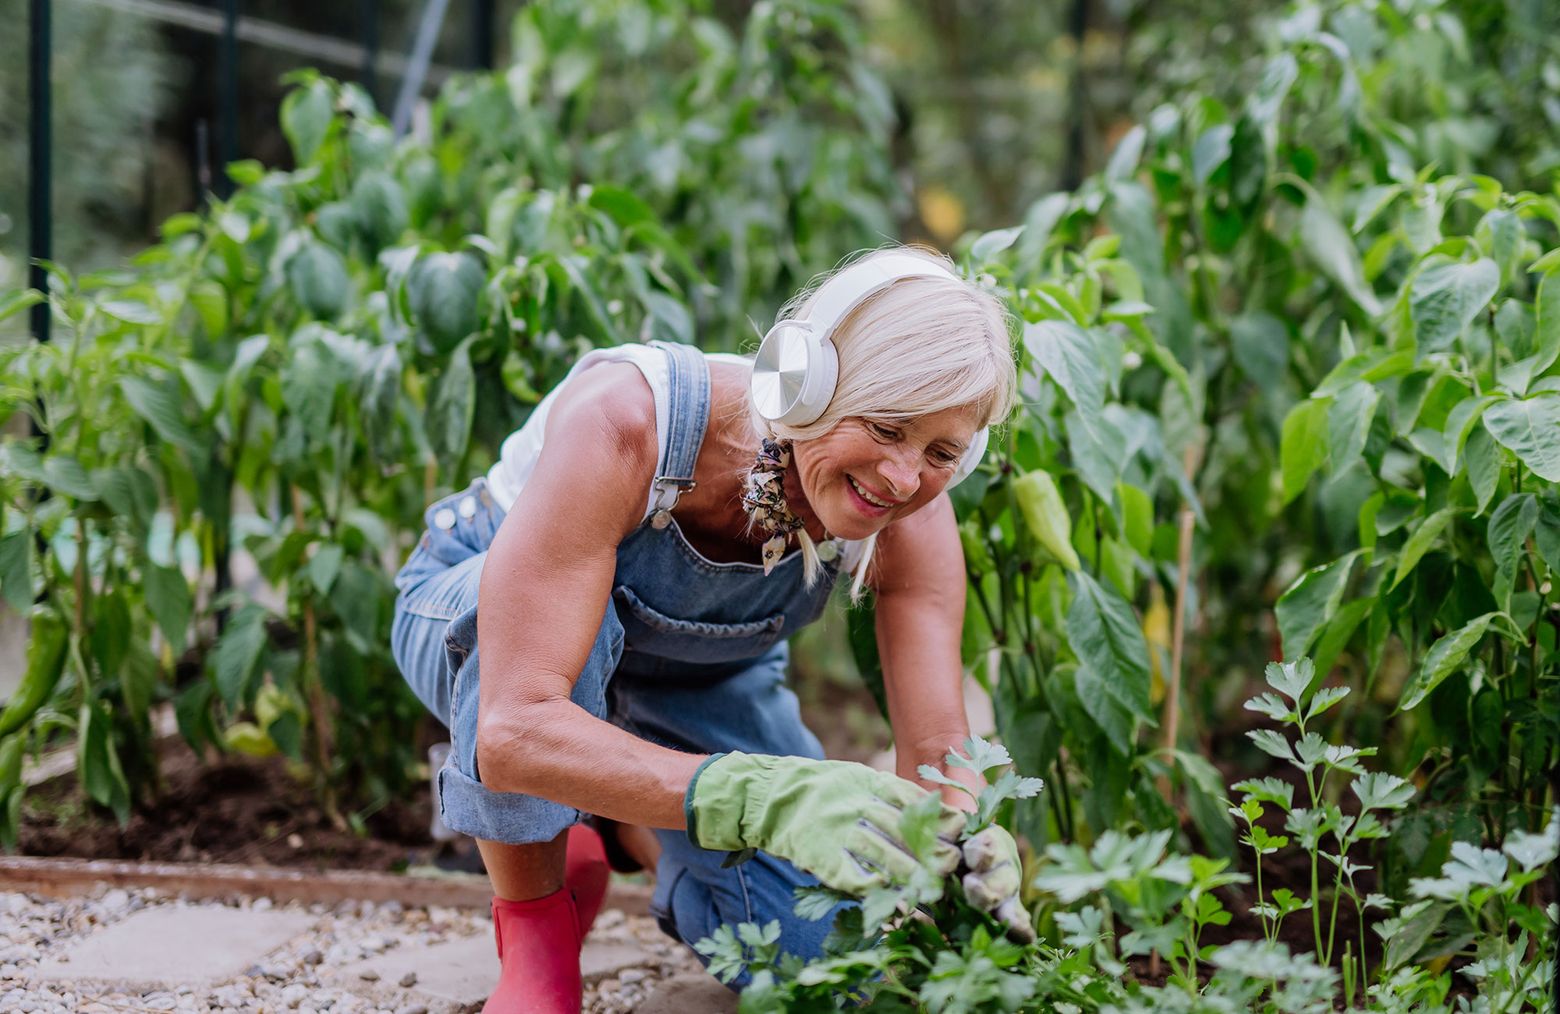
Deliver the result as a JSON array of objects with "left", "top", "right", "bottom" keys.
[
  {"left": 751, "top": 320, "right": 839, "bottom": 427},
  {"left": 946, "top": 427, "right": 990, "bottom": 490}
]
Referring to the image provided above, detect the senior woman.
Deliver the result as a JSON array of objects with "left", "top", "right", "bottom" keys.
[{"left": 390, "top": 244, "right": 1028, "bottom": 1011}]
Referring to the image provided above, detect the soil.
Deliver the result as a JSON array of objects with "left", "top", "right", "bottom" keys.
[
  {"left": 16, "top": 676, "right": 890, "bottom": 873},
  {"left": 19, "top": 734, "right": 438, "bottom": 872}
]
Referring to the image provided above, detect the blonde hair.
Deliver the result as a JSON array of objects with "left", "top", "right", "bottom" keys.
[{"left": 742, "top": 243, "right": 1020, "bottom": 601}]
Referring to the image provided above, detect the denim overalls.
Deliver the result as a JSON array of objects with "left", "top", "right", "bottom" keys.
[{"left": 390, "top": 341, "right": 844, "bottom": 980}]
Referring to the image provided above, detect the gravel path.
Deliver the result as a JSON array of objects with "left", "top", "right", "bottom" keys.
[{"left": 0, "top": 887, "right": 716, "bottom": 1013}]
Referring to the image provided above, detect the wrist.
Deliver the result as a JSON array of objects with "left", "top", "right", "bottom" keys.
[{"left": 902, "top": 739, "right": 985, "bottom": 813}]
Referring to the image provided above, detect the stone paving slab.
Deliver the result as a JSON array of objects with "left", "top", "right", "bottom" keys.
[
  {"left": 332, "top": 933, "right": 494, "bottom": 1008},
  {"left": 332, "top": 933, "right": 662, "bottom": 1008},
  {"left": 636, "top": 973, "right": 739, "bottom": 1014},
  {"left": 30, "top": 904, "right": 316, "bottom": 987}
]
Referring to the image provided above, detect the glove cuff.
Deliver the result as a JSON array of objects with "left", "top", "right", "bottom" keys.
[{"left": 683, "top": 752, "right": 730, "bottom": 848}]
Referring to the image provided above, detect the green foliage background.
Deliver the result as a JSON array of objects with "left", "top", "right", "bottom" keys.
[{"left": 1, "top": 0, "right": 1557, "bottom": 1007}]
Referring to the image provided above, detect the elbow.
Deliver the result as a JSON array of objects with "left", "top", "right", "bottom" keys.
[{"left": 474, "top": 702, "right": 545, "bottom": 796}]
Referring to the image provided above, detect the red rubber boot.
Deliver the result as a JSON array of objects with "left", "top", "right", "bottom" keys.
[
  {"left": 483, "top": 888, "right": 583, "bottom": 1013},
  {"left": 564, "top": 823, "right": 610, "bottom": 938}
]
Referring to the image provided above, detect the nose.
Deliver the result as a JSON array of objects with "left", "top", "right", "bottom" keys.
[{"left": 876, "top": 452, "right": 920, "bottom": 501}]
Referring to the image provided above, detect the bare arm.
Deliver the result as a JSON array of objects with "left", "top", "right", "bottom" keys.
[
  {"left": 870, "top": 494, "right": 984, "bottom": 808},
  {"left": 473, "top": 364, "right": 705, "bottom": 830}
]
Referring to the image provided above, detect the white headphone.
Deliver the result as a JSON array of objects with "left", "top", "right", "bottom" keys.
[{"left": 749, "top": 253, "right": 991, "bottom": 489}]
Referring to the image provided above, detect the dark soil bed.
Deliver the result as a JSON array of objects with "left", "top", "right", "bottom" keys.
[
  {"left": 16, "top": 675, "right": 889, "bottom": 872},
  {"left": 19, "top": 734, "right": 439, "bottom": 872}
]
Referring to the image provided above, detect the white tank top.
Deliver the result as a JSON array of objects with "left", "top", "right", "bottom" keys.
[{"left": 485, "top": 344, "right": 866, "bottom": 571}]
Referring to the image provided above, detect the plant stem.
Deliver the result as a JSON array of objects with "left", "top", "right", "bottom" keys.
[
  {"left": 1253, "top": 845, "right": 1271, "bottom": 941},
  {"left": 1354, "top": 875, "right": 1369, "bottom": 986},
  {"left": 970, "top": 552, "right": 1075, "bottom": 839},
  {"left": 1160, "top": 443, "right": 1199, "bottom": 799},
  {"left": 292, "top": 487, "right": 343, "bottom": 831},
  {"left": 1324, "top": 853, "right": 1346, "bottom": 967},
  {"left": 1302, "top": 763, "right": 1324, "bottom": 959},
  {"left": 1090, "top": 493, "right": 1102, "bottom": 580}
]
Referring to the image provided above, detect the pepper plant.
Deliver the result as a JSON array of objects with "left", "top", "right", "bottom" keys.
[
  {"left": 0, "top": 0, "right": 907, "bottom": 837},
  {"left": 863, "top": 0, "right": 1560, "bottom": 864}
]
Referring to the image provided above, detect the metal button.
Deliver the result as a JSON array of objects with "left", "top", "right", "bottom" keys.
[
  {"left": 458, "top": 496, "right": 478, "bottom": 519},
  {"left": 650, "top": 509, "right": 672, "bottom": 530},
  {"left": 433, "top": 508, "right": 457, "bottom": 530}
]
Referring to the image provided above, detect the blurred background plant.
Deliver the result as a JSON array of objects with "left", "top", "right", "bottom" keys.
[{"left": 1, "top": 0, "right": 1557, "bottom": 1005}]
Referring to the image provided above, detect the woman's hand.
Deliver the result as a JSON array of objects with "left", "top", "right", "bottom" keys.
[{"left": 684, "top": 752, "right": 965, "bottom": 895}]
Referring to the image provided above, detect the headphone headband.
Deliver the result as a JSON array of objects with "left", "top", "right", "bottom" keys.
[
  {"left": 802, "top": 253, "right": 961, "bottom": 353},
  {"left": 750, "top": 251, "right": 991, "bottom": 489}
]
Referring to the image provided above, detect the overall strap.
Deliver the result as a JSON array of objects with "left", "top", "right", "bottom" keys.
[{"left": 647, "top": 341, "right": 711, "bottom": 526}]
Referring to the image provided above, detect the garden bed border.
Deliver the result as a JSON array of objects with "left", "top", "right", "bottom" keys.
[{"left": 0, "top": 855, "right": 653, "bottom": 914}]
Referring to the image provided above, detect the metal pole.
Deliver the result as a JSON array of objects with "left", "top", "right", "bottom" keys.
[
  {"left": 218, "top": 0, "right": 238, "bottom": 198},
  {"left": 28, "top": 0, "right": 51, "bottom": 344},
  {"left": 360, "top": 0, "right": 379, "bottom": 108},
  {"left": 393, "top": 0, "right": 452, "bottom": 138},
  {"left": 472, "top": 0, "right": 494, "bottom": 69},
  {"left": 72, "top": 0, "right": 457, "bottom": 94},
  {"left": 1061, "top": 0, "right": 1090, "bottom": 193}
]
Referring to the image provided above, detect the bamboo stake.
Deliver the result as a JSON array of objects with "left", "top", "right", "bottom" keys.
[
  {"left": 1160, "top": 442, "right": 1203, "bottom": 795},
  {"left": 1149, "top": 443, "right": 1201, "bottom": 983}
]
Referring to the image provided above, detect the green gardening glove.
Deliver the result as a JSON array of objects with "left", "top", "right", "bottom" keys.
[
  {"left": 685, "top": 752, "right": 964, "bottom": 895},
  {"left": 959, "top": 825, "right": 1035, "bottom": 943}
]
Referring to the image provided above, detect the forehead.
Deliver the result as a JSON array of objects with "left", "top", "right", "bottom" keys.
[{"left": 885, "top": 405, "right": 983, "bottom": 441}]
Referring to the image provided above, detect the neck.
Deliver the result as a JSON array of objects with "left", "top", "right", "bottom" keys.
[{"left": 779, "top": 456, "right": 831, "bottom": 545}]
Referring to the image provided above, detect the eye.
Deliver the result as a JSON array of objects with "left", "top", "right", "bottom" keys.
[
  {"left": 865, "top": 421, "right": 899, "bottom": 441},
  {"left": 930, "top": 447, "right": 960, "bottom": 467}
]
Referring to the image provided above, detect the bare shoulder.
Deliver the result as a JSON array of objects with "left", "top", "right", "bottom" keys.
[
  {"left": 545, "top": 361, "right": 657, "bottom": 452},
  {"left": 527, "top": 361, "right": 659, "bottom": 539}
]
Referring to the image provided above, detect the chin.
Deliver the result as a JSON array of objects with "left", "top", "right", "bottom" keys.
[{"left": 821, "top": 513, "right": 883, "bottom": 542}]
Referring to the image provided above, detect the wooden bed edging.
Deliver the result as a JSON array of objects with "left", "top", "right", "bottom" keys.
[{"left": 0, "top": 855, "right": 653, "bottom": 916}]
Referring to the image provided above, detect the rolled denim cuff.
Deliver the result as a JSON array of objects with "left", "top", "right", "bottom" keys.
[{"left": 437, "top": 761, "right": 581, "bottom": 844}]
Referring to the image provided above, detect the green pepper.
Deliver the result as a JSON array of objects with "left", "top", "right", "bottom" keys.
[
  {"left": 0, "top": 611, "right": 69, "bottom": 739},
  {"left": 1013, "top": 470, "right": 1081, "bottom": 571},
  {"left": 0, "top": 733, "right": 22, "bottom": 791}
]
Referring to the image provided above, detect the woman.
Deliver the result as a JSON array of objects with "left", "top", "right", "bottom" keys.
[{"left": 391, "top": 244, "right": 1029, "bottom": 1012}]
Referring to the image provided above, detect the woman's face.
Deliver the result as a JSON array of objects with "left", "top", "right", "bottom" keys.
[{"left": 790, "top": 405, "right": 985, "bottom": 540}]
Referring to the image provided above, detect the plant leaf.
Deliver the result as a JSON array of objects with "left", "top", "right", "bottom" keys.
[
  {"left": 1299, "top": 192, "right": 1381, "bottom": 316},
  {"left": 1398, "top": 613, "right": 1499, "bottom": 712},
  {"left": 1481, "top": 395, "right": 1560, "bottom": 482},
  {"left": 1066, "top": 571, "right": 1153, "bottom": 755},
  {"left": 1352, "top": 772, "right": 1415, "bottom": 812},
  {"left": 211, "top": 604, "right": 268, "bottom": 708},
  {"left": 1276, "top": 554, "right": 1356, "bottom": 661},
  {"left": 1487, "top": 494, "right": 1537, "bottom": 609},
  {"left": 142, "top": 564, "right": 192, "bottom": 655},
  {"left": 280, "top": 78, "right": 333, "bottom": 164},
  {"left": 1326, "top": 382, "right": 1378, "bottom": 475},
  {"left": 409, "top": 252, "right": 485, "bottom": 354},
  {"left": 429, "top": 339, "right": 476, "bottom": 464},
  {"left": 1391, "top": 508, "right": 1457, "bottom": 590},
  {"left": 1280, "top": 397, "right": 1331, "bottom": 503},
  {"left": 1409, "top": 259, "right": 1500, "bottom": 355}
]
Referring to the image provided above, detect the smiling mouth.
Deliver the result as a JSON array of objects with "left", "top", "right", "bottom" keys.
[{"left": 847, "top": 474, "right": 899, "bottom": 509}]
